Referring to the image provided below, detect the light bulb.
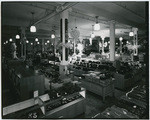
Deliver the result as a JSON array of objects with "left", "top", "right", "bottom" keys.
[
  {"left": 51, "top": 34, "right": 55, "bottom": 39},
  {"left": 94, "top": 23, "right": 100, "bottom": 31},
  {"left": 45, "top": 43, "right": 47, "bottom": 45},
  {"left": 91, "top": 33, "right": 95, "bottom": 38},
  {"left": 31, "top": 43, "right": 33, "bottom": 45},
  {"left": 26, "top": 40, "right": 29, "bottom": 43},
  {"left": 30, "top": 25, "right": 36, "bottom": 32},
  {"left": 16, "top": 35, "right": 20, "bottom": 39},
  {"left": 37, "top": 42, "right": 40, "bottom": 44},
  {"left": 9, "top": 38, "right": 12, "bottom": 42},
  {"left": 119, "top": 37, "right": 123, "bottom": 41},
  {"left": 6, "top": 41, "right": 8, "bottom": 43},
  {"left": 35, "top": 38, "right": 38, "bottom": 42},
  {"left": 129, "top": 32, "right": 134, "bottom": 37},
  {"left": 126, "top": 41, "right": 129, "bottom": 44},
  {"left": 4, "top": 42, "right": 5, "bottom": 45},
  {"left": 47, "top": 40, "right": 50, "bottom": 43}
]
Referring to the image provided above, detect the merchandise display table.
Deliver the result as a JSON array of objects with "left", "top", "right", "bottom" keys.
[
  {"left": 3, "top": 88, "right": 86, "bottom": 119},
  {"left": 81, "top": 72, "right": 114, "bottom": 101}
]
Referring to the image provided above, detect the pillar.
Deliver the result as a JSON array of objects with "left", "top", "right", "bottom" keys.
[
  {"left": 42, "top": 39, "right": 44, "bottom": 53},
  {"left": 120, "top": 39, "right": 122, "bottom": 54},
  {"left": 109, "top": 20, "right": 115, "bottom": 61},
  {"left": 132, "top": 27, "right": 138, "bottom": 56},
  {"left": 21, "top": 27, "right": 25, "bottom": 57},
  {"left": 59, "top": 9, "right": 69, "bottom": 76},
  {"left": 101, "top": 37, "right": 105, "bottom": 55}
]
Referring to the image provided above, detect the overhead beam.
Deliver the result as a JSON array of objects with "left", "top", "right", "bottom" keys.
[
  {"left": 33, "top": 2, "right": 78, "bottom": 25},
  {"left": 113, "top": 3, "right": 145, "bottom": 20}
]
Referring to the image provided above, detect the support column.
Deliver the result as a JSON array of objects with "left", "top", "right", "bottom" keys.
[
  {"left": 21, "top": 27, "right": 25, "bottom": 58},
  {"left": 59, "top": 9, "right": 69, "bottom": 76},
  {"left": 132, "top": 28, "right": 138, "bottom": 56},
  {"left": 109, "top": 20, "right": 115, "bottom": 61},
  {"left": 42, "top": 39, "right": 45, "bottom": 53},
  {"left": 101, "top": 37, "right": 105, "bottom": 55},
  {"left": 120, "top": 39, "right": 122, "bottom": 54}
]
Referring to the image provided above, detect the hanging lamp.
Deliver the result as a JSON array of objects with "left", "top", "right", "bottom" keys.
[
  {"left": 16, "top": 27, "right": 20, "bottom": 39},
  {"left": 9, "top": 38, "right": 12, "bottom": 42},
  {"left": 91, "top": 25, "right": 95, "bottom": 38},
  {"left": 129, "top": 27, "right": 134, "bottom": 37},
  {"left": 30, "top": 12, "right": 36, "bottom": 33},
  {"left": 119, "top": 37, "right": 123, "bottom": 41},
  {"left": 94, "top": 16, "right": 100, "bottom": 31},
  {"left": 35, "top": 38, "right": 38, "bottom": 42}
]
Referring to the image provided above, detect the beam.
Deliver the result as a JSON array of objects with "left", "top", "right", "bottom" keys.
[{"left": 33, "top": 2, "right": 78, "bottom": 25}]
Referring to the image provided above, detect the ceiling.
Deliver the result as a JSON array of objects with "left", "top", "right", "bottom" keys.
[{"left": 2, "top": 2, "right": 148, "bottom": 43}]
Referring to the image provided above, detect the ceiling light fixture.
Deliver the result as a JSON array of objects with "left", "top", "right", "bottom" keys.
[
  {"left": 51, "top": 34, "right": 55, "bottom": 39},
  {"left": 31, "top": 43, "right": 33, "bottom": 45},
  {"left": 45, "top": 43, "right": 47, "bottom": 45},
  {"left": 94, "top": 16, "right": 100, "bottom": 31},
  {"left": 26, "top": 40, "right": 29, "bottom": 43},
  {"left": 129, "top": 27, "right": 134, "bottom": 37},
  {"left": 37, "top": 42, "right": 40, "bottom": 44},
  {"left": 129, "top": 32, "right": 134, "bottom": 37},
  {"left": 9, "top": 38, "right": 12, "bottom": 42},
  {"left": 91, "top": 25, "right": 95, "bottom": 38},
  {"left": 47, "top": 40, "right": 50, "bottom": 43},
  {"left": 6, "top": 41, "right": 8, "bottom": 43},
  {"left": 35, "top": 38, "right": 38, "bottom": 42},
  {"left": 119, "top": 37, "right": 123, "bottom": 41},
  {"left": 16, "top": 35, "right": 20, "bottom": 39},
  {"left": 30, "top": 12, "right": 36, "bottom": 33}
]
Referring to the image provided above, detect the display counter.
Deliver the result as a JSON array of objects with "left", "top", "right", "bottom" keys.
[
  {"left": 5, "top": 60, "right": 45, "bottom": 100},
  {"left": 3, "top": 88, "right": 86, "bottom": 118},
  {"left": 81, "top": 71, "right": 114, "bottom": 101},
  {"left": 100, "top": 105, "right": 138, "bottom": 118}
]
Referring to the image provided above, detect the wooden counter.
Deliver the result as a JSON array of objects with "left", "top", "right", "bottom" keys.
[{"left": 81, "top": 78, "right": 114, "bottom": 101}]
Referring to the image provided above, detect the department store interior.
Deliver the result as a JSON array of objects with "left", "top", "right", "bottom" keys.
[{"left": 1, "top": 1, "right": 149, "bottom": 119}]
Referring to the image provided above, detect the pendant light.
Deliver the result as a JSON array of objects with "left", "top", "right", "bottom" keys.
[
  {"left": 119, "top": 37, "right": 123, "bottom": 41},
  {"left": 26, "top": 40, "right": 29, "bottom": 43},
  {"left": 129, "top": 27, "right": 134, "bottom": 37},
  {"left": 91, "top": 25, "right": 95, "bottom": 38},
  {"left": 16, "top": 27, "right": 20, "bottom": 39},
  {"left": 35, "top": 38, "right": 38, "bottom": 42},
  {"left": 9, "top": 38, "right": 12, "bottom": 42},
  {"left": 51, "top": 28, "right": 55, "bottom": 39},
  {"left": 16, "top": 35, "right": 20, "bottom": 39},
  {"left": 94, "top": 16, "right": 100, "bottom": 31},
  {"left": 30, "top": 12, "right": 36, "bottom": 33},
  {"left": 51, "top": 34, "right": 55, "bottom": 39}
]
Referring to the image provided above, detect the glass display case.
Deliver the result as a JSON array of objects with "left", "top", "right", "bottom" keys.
[{"left": 3, "top": 87, "right": 86, "bottom": 119}]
